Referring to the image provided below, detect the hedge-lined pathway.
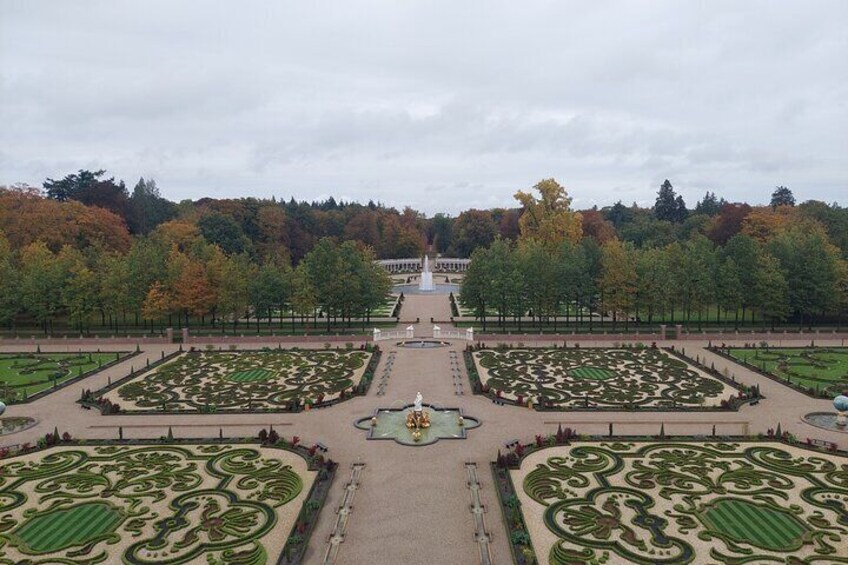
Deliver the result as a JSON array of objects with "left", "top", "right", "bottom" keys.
[{"left": 1, "top": 293, "right": 847, "bottom": 564}]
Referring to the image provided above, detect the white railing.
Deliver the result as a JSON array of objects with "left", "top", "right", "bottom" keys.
[
  {"left": 433, "top": 326, "right": 473, "bottom": 341},
  {"left": 373, "top": 326, "right": 414, "bottom": 342}
]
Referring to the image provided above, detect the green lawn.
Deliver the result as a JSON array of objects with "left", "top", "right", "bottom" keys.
[
  {"left": 726, "top": 347, "right": 848, "bottom": 396},
  {"left": 0, "top": 352, "right": 126, "bottom": 402},
  {"left": 371, "top": 294, "right": 400, "bottom": 317},
  {"left": 13, "top": 502, "right": 125, "bottom": 554},
  {"left": 264, "top": 295, "right": 398, "bottom": 319}
]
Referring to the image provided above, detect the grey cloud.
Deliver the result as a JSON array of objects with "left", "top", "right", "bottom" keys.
[{"left": 1, "top": 0, "right": 846, "bottom": 215}]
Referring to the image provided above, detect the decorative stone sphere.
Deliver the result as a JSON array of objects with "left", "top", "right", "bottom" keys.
[
  {"left": 834, "top": 395, "right": 848, "bottom": 413},
  {"left": 0, "top": 400, "right": 5, "bottom": 416}
]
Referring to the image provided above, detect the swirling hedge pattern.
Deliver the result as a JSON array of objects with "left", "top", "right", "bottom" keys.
[
  {"left": 474, "top": 348, "right": 734, "bottom": 408},
  {"left": 108, "top": 350, "right": 372, "bottom": 412},
  {"left": 726, "top": 347, "right": 848, "bottom": 397},
  {"left": 0, "top": 352, "right": 127, "bottom": 402},
  {"left": 0, "top": 444, "right": 308, "bottom": 565},
  {"left": 518, "top": 442, "right": 848, "bottom": 564}
]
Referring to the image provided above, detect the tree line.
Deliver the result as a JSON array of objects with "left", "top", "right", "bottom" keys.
[
  {"left": 0, "top": 230, "right": 390, "bottom": 334},
  {"left": 4, "top": 170, "right": 848, "bottom": 263},
  {"left": 2, "top": 171, "right": 848, "bottom": 332},
  {"left": 460, "top": 182, "right": 847, "bottom": 331},
  {"left": 461, "top": 227, "right": 847, "bottom": 331}
]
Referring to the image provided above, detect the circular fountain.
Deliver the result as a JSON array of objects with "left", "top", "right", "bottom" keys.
[
  {"left": 355, "top": 392, "right": 480, "bottom": 446},
  {"left": 803, "top": 393, "right": 848, "bottom": 433},
  {"left": 392, "top": 283, "right": 459, "bottom": 295},
  {"left": 1, "top": 416, "right": 37, "bottom": 437},
  {"left": 397, "top": 340, "right": 450, "bottom": 349}
]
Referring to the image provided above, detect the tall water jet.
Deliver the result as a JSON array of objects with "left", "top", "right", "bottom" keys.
[{"left": 419, "top": 255, "right": 434, "bottom": 291}]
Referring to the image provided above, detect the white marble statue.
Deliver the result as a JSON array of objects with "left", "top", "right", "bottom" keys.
[{"left": 414, "top": 391, "right": 423, "bottom": 412}]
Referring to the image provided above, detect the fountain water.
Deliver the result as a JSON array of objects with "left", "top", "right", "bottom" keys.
[
  {"left": 419, "top": 256, "right": 434, "bottom": 292},
  {"left": 354, "top": 391, "right": 481, "bottom": 446},
  {"left": 802, "top": 393, "right": 848, "bottom": 433}
]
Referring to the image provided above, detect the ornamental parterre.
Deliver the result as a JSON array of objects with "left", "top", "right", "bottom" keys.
[
  {"left": 724, "top": 347, "right": 848, "bottom": 397},
  {"left": 0, "top": 444, "right": 313, "bottom": 565},
  {"left": 512, "top": 442, "right": 848, "bottom": 564},
  {"left": 0, "top": 351, "right": 132, "bottom": 403},
  {"left": 102, "top": 349, "right": 373, "bottom": 412},
  {"left": 473, "top": 347, "right": 736, "bottom": 409}
]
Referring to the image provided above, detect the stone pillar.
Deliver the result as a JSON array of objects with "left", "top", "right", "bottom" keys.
[
  {"left": 466, "top": 327, "right": 474, "bottom": 341},
  {"left": 166, "top": 327, "right": 174, "bottom": 343},
  {"left": 675, "top": 324, "right": 683, "bottom": 340},
  {"left": 659, "top": 324, "right": 667, "bottom": 341},
  {"left": 181, "top": 327, "right": 189, "bottom": 343},
  {"left": 373, "top": 328, "right": 382, "bottom": 342}
]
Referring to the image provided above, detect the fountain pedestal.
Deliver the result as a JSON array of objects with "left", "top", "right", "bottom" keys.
[
  {"left": 835, "top": 394, "right": 848, "bottom": 427},
  {"left": 406, "top": 408, "right": 431, "bottom": 430}
]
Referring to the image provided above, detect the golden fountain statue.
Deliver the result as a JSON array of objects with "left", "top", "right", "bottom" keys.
[{"left": 406, "top": 392, "right": 430, "bottom": 441}]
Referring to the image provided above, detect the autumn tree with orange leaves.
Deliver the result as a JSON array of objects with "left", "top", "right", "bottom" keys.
[{"left": 514, "top": 179, "right": 583, "bottom": 250}]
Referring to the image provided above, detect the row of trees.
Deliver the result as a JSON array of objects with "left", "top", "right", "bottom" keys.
[
  {"left": 460, "top": 227, "right": 848, "bottom": 331},
  {"left": 3, "top": 177, "right": 429, "bottom": 262},
  {"left": 0, "top": 233, "right": 391, "bottom": 334},
  {"left": 12, "top": 170, "right": 848, "bottom": 264}
]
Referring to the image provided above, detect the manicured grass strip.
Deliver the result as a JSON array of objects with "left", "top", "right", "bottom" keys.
[
  {"left": 569, "top": 366, "right": 617, "bottom": 380},
  {"left": 703, "top": 499, "right": 807, "bottom": 551},
  {"left": 227, "top": 369, "right": 274, "bottom": 382},
  {"left": 34, "top": 504, "right": 113, "bottom": 550},
  {"left": 16, "top": 502, "right": 123, "bottom": 553},
  {"left": 716, "top": 501, "right": 779, "bottom": 548}
]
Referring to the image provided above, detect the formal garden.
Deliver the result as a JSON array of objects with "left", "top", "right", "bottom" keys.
[
  {"left": 0, "top": 440, "right": 333, "bottom": 565},
  {"left": 94, "top": 347, "right": 378, "bottom": 414},
  {"left": 467, "top": 346, "right": 746, "bottom": 410},
  {"left": 495, "top": 439, "right": 848, "bottom": 564},
  {"left": 718, "top": 346, "right": 848, "bottom": 398},
  {"left": 0, "top": 351, "right": 133, "bottom": 403}
]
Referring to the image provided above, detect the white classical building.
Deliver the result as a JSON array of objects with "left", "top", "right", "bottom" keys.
[{"left": 377, "top": 257, "right": 470, "bottom": 274}]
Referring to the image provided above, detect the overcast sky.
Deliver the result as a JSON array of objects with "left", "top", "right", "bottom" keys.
[{"left": 1, "top": 1, "right": 846, "bottom": 214}]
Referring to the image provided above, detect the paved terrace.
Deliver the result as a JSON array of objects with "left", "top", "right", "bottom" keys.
[{"left": 2, "top": 293, "right": 846, "bottom": 565}]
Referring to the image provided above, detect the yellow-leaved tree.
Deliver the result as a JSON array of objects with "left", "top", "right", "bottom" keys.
[{"left": 514, "top": 179, "right": 582, "bottom": 249}]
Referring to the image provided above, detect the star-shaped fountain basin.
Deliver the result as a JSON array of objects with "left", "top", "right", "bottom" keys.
[{"left": 354, "top": 404, "right": 480, "bottom": 446}]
